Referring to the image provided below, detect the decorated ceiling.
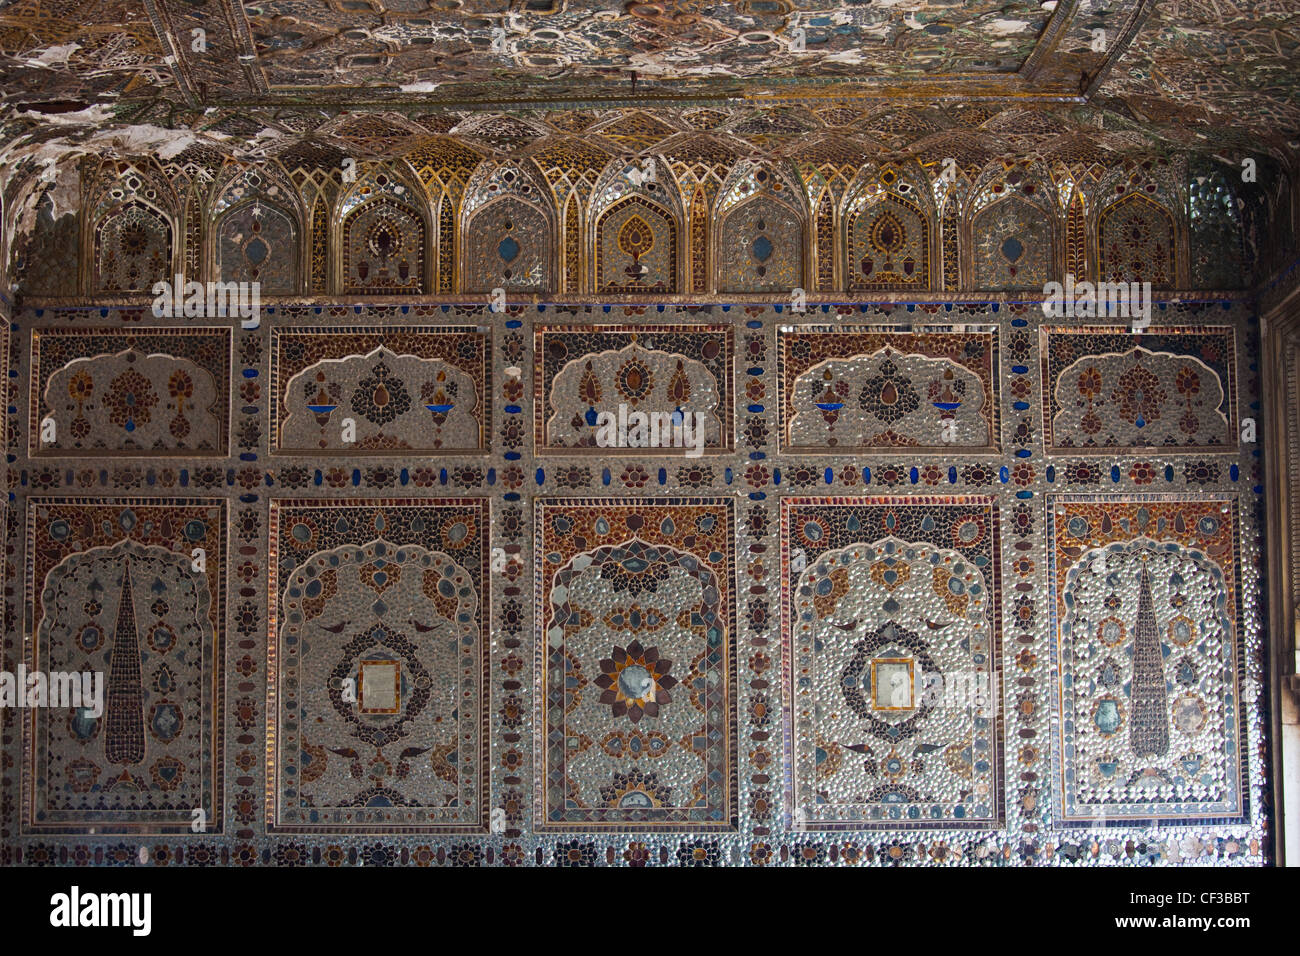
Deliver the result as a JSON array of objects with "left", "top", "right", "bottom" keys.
[
  {"left": 0, "top": 1, "right": 1295, "bottom": 138},
  {"left": 0, "top": 1, "right": 1297, "bottom": 293},
  {"left": 1, "top": 0, "right": 1126, "bottom": 100}
]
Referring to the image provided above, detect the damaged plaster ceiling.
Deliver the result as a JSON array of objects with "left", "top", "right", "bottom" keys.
[
  {"left": 0, "top": 0, "right": 1296, "bottom": 223},
  {"left": 1, "top": 0, "right": 1141, "bottom": 100}
]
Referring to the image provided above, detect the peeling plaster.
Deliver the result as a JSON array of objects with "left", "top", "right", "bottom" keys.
[
  {"left": 0, "top": 107, "right": 241, "bottom": 256},
  {"left": 988, "top": 19, "right": 1032, "bottom": 35},
  {"left": 21, "top": 42, "right": 81, "bottom": 67}
]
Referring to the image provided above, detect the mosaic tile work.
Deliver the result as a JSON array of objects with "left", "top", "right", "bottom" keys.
[
  {"left": 594, "top": 197, "right": 679, "bottom": 294},
  {"left": 267, "top": 499, "right": 489, "bottom": 833},
  {"left": 534, "top": 325, "right": 733, "bottom": 456},
  {"left": 221, "top": 0, "right": 1061, "bottom": 94},
  {"left": 847, "top": 195, "right": 932, "bottom": 292},
  {"left": 0, "top": 300, "right": 1268, "bottom": 866},
  {"left": 534, "top": 497, "right": 737, "bottom": 832},
  {"left": 22, "top": 498, "right": 226, "bottom": 834},
  {"left": 214, "top": 202, "right": 301, "bottom": 295},
  {"left": 24, "top": 137, "right": 1270, "bottom": 306},
  {"left": 971, "top": 196, "right": 1053, "bottom": 292},
  {"left": 777, "top": 327, "right": 998, "bottom": 454},
  {"left": 1099, "top": 196, "right": 1177, "bottom": 289},
  {"left": 92, "top": 201, "right": 172, "bottom": 294},
  {"left": 1048, "top": 495, "right": 1246, "bottom": 825},
  {"left": 782, "top": 497, "right": 1004, "bottom": 829},
  {"left": 716, "top": 195, "right": 805, "bottom": 295},
  {"left": 462, "top": 197, "right": 553, "bottom": 294},
  {"left": 269, "top": 326, "right": 489, "bottom": 455},
  {"left": 30, "top": 328, "right": 232, "bottom": 458},
  {"left": 341, "top": 193, "right": 427, "bottom": 295},
  {"left": 1041, "top": 327, "right": 1236, "bottom": 455}
]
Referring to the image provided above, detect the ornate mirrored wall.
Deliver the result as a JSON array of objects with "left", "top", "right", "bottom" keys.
[
  {"left": 0, "top": 293, "right": 1272, "bottom": 866},
  {"left": 0, "top": 0, "right": 1297, "bottom": 871}
]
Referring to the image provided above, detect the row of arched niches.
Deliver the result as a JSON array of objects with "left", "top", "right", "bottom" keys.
[{"left": 8, "top": 141, "right": 1284, "bottom": 299}]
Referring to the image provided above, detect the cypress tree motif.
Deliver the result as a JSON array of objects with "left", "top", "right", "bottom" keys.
[
  {"left": 1129, "top": 563, "right": 1169, "bottom": 757},
  {"left": 104, "top": 558, "right": 146, "bottom": 765}
]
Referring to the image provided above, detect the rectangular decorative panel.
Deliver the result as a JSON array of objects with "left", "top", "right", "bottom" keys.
[
  {"left": 778, "top": 326, "right": 1000, "bottom": 454},
  {"left": 533, "top": 325, "right": 734, "bottom": 455},
  {"left": 1047, "top": 494, "right": 1247, "bottom": 825},
  {"left": 782, "top": 496, "right": 1004, "bottom": 829},
  {"left": 269, "top": 326, "right": 490, "bottom": 455},
  {"left": 534, "top": 497, "right": 737, "bottom": 831},
  {"left": 29, "top": 328, "right": 232, "bottom": 458},
  {"left": 267, "top": 498, "right": 490, "bottom": 833},
  {"left": 1041, "top": 326, "right": 1236, "bottom": 455},
  {"left": 23, "top": 497, "right": 226, "bottom": 834}
]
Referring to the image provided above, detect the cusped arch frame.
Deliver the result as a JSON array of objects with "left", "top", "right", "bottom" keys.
[
  {"left": 1093, "top": 186, "right": 1188, "bottom": 290},
  {"left": 334, "top": 162, "right": 434, "bottom": 295},
  {"left": 965, "top": 173, "right": 1062, "bottom": 292},
  {"left": 711, "top": 159, "right": 810, "bottom": 296},
  {"left": 457, "top": 157, "right": 559, "bottom": 296}
]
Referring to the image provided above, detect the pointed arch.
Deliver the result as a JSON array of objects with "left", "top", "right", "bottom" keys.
[
  {"left": 459, "top": 158, "right": 556, "bottom": 294},
  {"left": 462, "top": 193, "right": 554, "bottom": 293},
  {"left": 844, "top": 192, "right": 932, "bottom": 292},
  {"left": 84, "top": 161, "right": 179, "bottom": 294},
  {"left": 1098, "top": 193, "right": 1177, "bottom": 288},
  {"left": 970, "top": 194, "right": 1055, "bottom": 291},
  {"left": 965, "top": 162, "right": 1057, "bottom": 291},
  {"left": 206, "top": 165, "right": 305, "bottom": 294},
  {"left": 212, "top": 198, "right": 302, "bottom": 293},
  {"left": 716, "top": 191, "right": 805, "bottom": 294},
  {"left": 593, "top": 193, "right": 680, "bottom": 294},
  {"left": 1188, "top": 161, "right": 1247, "bottom": 289},
  {"left": 92, "top": 199, "right": 174, "bottom": 294},
  {"left": 337, "top": 164, "right": 430, "bottom": 294},
  {"left": 4, "top": 160, "right": 79, "bottom": 296}
]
